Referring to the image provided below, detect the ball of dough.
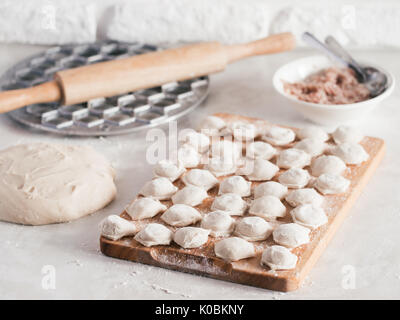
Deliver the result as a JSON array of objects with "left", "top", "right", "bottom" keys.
[
  {"left": 261, "top": 245, "right": 298, "bottom": 270},
  {"left": 254, "top": 181, "right": 288, "bottom": 200},
  {"left": 0, "top": 143, "right": 116, "bottom": 225},
  {"left": 311, "top": 155, "right": 346, "bottom": 177},
  {"left": 173, "top": 227, "right": 210, "bottom": 248},
  {"left": 125, "top": 197, "right": 167, "bottom": 220},
  {"left": 219, "top": 175, "right": 251, "bottom": 197},
  {"left": 273, "top": 223, "right": 310, "bottom": 248},
  {"left": 278, "top": 168, "right": 310, "bottom": 189},
  {"left": 211, "top": 193, "right": 247, "bottom": 216},
  {"left": 234, "top": 216, "right": 273, "bottom": 241},
  {"left": 249, "top": 195, "right": 286, "bottom": 220},
  {"left": 214, "top": 237, "right": 255, "bottom": 262},
  {"left": 201, "top": 210, "right": 235, "bottom": 237}
]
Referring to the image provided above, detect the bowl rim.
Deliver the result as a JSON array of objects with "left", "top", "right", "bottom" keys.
[{"left": 272, "top": 55, "right": 395, "bottom": 110}]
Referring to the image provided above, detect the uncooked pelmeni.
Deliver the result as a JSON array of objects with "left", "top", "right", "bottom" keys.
[
  {"left": 330, "top": 143, "right": 369, "bottom": 165},
  {"left": 134, "top": 223, "right": 173, "bottom": 247},
  {"left": 277, "top": 148, "right": 311, "bottom": 169},
  {"left": 0, "top": 143, "right": 116, "bottom": 225},
  {"left": 311, "top": 155, "right": 346, "bottom": 177},
  {"left": 153, "top": 159, "right": 185, "bottom": 182},
  {"left": 161, "top": 204, "right": 202, "bottom": 227},
  {"left": 125, "top": 197, "right": 167, "bottom": 220},
  {"left": 214, "top": 237, "right": 255, "bottom": 262},
  {"left": 261, "top": 245, "right": 298, "bottom": 270},
  {"left": 177, "top": 145, "right": 201, "bottom": 168},
  {"left": 237, "top": 158, "right": 279, "bottom": 181},
  {"left": 211, "top": 193, "right": 247, "bottom": 216},
  {"left": 246, "top": 141, "right": 276, "bottom": 160},
  {"left": 249, "top": 195, "right": 286, "bottom": 220},
  {"left": 285, "top": 188, "right": 324, "bottom": 207},
  {"left": 173, "top": 227, "right": 210, "bottom": 248},
  {"left": 182, "top": 169, "right": 219, "bottom": 191},
  {"left": 200, "top": 211, "right": 235, "bottom": 237},
  {"left": 228, "top": 121, "right": 257, "bottom": 141},
  {"left": 100, "top": 215, "right": 137, "bottom": 240},
  {"left": 297, "top": 126, "right": 329, "bottom": 142},
  {"left": 206, "top": 157, "right": 237, "bottom": 177},
  {"left": 171, "top": 186, "right": 208, "bottom": 206},
  {"left": 314, "top": 173, "right": 350, "bottom": 195},
  {"left": 290, "top": 204, "right": 328, "bottom": 229},
  {"left": 254, "top": 181, "right": 288, "bottom": 200},
  {"left": 262, "top": 126, "right": 295, "bottom": 146},
  {"left": 272, "top": 223, "right": 310, "bottom": 248},
  {"left": 139, "top": 177, "right": 178, "bottom": 200},
  {"left": 294, "top": 138, "right": 326, "bottom": 157},
  {"left": 219, "top": 175, "right": 251, "bottom": 197},
  {"left": 332, "top": 125, "right": 363, "bottom": 144},
  {"left": 234, "top": 216, "right": 273, "bottom": 241},
  {"left": 199, "top": 116, "right": 226, "bottom": 136},
  {"left": 179, "top": 130, "right": 210, "bottom": 153},
  {"left": 278, "top": 168, "right": 310, "bottom": 189},
  {"left": 210, "top": 139, "right": 241, "bottom": 160}
]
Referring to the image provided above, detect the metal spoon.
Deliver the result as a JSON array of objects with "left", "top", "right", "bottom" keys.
[{"left": 302, "top": 32, "right": 388, "bottom": 97}]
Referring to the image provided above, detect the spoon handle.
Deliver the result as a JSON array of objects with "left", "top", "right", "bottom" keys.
[{"left": 324, "top": 36, "right": 367, "bottom": 82}]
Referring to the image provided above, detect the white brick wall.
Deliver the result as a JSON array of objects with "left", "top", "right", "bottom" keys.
[{"left": 1, "top": 0, "right": 400, "bottom": 48}]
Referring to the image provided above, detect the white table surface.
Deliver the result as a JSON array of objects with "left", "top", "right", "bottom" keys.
[{"left": 0, "top": 43, "right": 399, "bottom": 300}]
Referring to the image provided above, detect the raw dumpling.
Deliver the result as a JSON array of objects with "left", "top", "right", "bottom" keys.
[
  {"left": 139, "top": 177, "right": 178, "bottom": 200},
  {"left": 254, "top": 181, "right": 288, "bottom": 200},
  {"left": 210, "top": 139, "right": 241, "bottom": 160},
  {"left": 273, "top": 223, "right": 310, "bottom": 248},
  {"left": 134, "top": 223, "right": 173, "bottom": 247},
  {"left": 246, "top": 141, "right": 276, "bottom": 160},
  {"left": 125, "top": 197, "right": 167, "bottom": 220},
  {"left": 214, "top": 237, "right": 255, "bottom": 262},
  {"left": 261, "top": 245, "right": 298, "bottom": 270},
  {"left": 219, "top": 175, "right": 251, "bottom": 197},
  {"left": 206, "top": 157, "right": 237, "bottom": 177},
  {"left": 294, "top": 138, "right": 326, "bottom": 157},
  {"left": 311, "top": 155, "right": 346, "bottom": 176},
  {"left": 153, "top": 159, "right": 185, "bottom": 182},
  {"left": 237, "top": 158, "right": 279, "bottom": 181},
  {"left": 199, "top": 115, "right": 226, "bottom": 136},
  {"left": 262, "top": 126, "right": 295, "bottom": 146},
  {"left": 234, "top": 216, "right": 273, "bottom": 241},
  {"left": 179, "top": 130, "right": 210, "bottom": 153},
  {"left": 177, "top": 145, "right": 201, "bottom": 168},
  {"left": 278, "top": 168, "right": 310, "bottom": 189},
  {"left": 100, "top": 215, "right": 137, "bottom": 241},
  {"left": 173, "top": 227, "right": 210, "bottom": 248},
  {"left": 332, "top": 125, "right": 363, "bottom": 144},
  {"left": 228, "top": 121, "right": 257, "bottom": 141},
  {"left": 171, "top": 186, "right": 208, "bottom": 206},
  {"left": 211, "top": 193, "right": 247, "bottom": 216},
  {"left": 182, "top": 169, "right": 219, "bottom": 191},
  {"left": 200, "top": 211, "right": 235, "bottom": 237},
  {"left": 277, "top": 148, "right": 311, "bottom": 169},
  {"left": 285, "top": 188, "right": 324, "bottom": 207},
  {"left": 330, "top": 143, "right": 369, "bottom": 165},
  {"left": 290, "top": 204, "right": 328, "bottom": 229},
  {"left": 297, "top": 126, "right": 329, "bottom": 142},
  {"left": 314, "top": 173, "right": 350, "bottom": 195},
  {"left": 161, "top": 204, "right": 202, "bottom": 227},
  {"left": 249, "top": 195, "right": 286, "bottom": 220}
]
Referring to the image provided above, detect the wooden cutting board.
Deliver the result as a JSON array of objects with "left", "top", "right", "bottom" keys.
[{"left": 100, "top": 113, "right": 385, "bottom": 292}]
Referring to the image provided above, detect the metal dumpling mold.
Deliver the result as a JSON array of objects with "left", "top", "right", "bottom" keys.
[{"left": 0, "top": 41, "right": 210, "bottom": 136}]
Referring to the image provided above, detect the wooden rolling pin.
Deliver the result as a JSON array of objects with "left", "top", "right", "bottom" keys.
[{"left": 0, "top": 32, "right": 295, "bottom": 113}]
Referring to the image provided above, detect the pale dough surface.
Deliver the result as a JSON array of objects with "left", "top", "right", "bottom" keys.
[{"left": 0, "top": 143, "right": 116, "bottom": 225}]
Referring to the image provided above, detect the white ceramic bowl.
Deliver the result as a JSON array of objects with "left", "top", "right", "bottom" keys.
[{"left": 272, "top": 55, "right": 395, "bottom": 125}]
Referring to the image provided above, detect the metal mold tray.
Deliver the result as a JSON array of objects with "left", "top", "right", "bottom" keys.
[{"left": 0, "top": 41, "right": 209, "bottom": 136}]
